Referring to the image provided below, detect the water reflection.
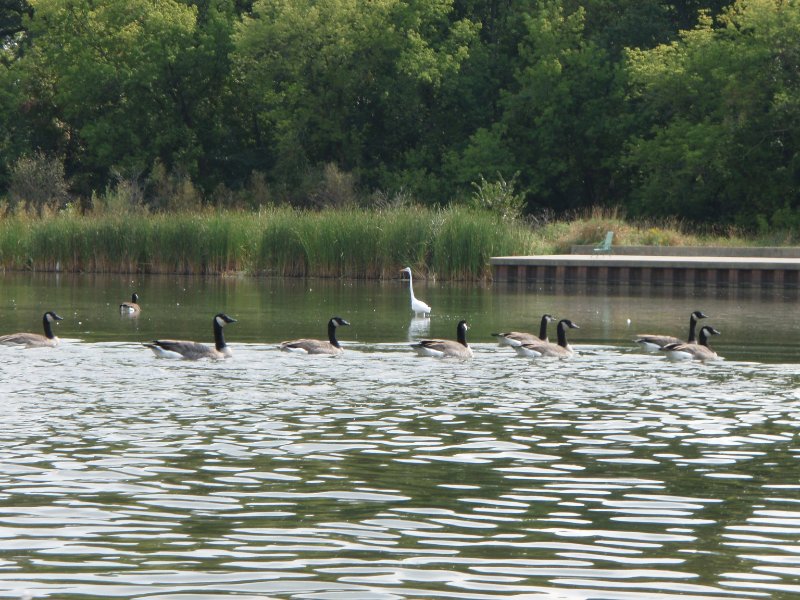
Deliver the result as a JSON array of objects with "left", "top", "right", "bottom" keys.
[
  {"left": 0, "top": 274, "right": 799, "bottom": 598},
  {"left": 407, "top": 316, "right": 431, "bottom": 340}
]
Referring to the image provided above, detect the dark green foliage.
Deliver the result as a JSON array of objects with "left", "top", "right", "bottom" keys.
[{"left": 2, "top": 0, "right": 797, "bottom": 230}]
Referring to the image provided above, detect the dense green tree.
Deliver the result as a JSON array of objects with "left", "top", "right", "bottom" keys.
[
  {"left": 625, "top": 0, "right": 800, "bottom": 226},
  {"left": 0, "top": 0, "right": 796, "bottom": 226},
  {"left": 447, "top": 1, "right": 628, "bottom": 211},
  {"left": 232, "top": 0, "right": 480, "bottom": 200},
  {"left": 7, "top": 0, "right": 238, "bottom": 195}
]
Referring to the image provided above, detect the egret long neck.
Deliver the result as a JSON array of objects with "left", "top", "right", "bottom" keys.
[
  {"left": 407, "top": 274, "right": 417, "bottom": 301},
  {"left": 213, "top": 319, "right": 227, "bottom": 351},
  {"left": 43, "top": 315, "right": 56, "bottom": 340},
  {"left": 328, "top": 321, "right": 341, "bottom": 348}
]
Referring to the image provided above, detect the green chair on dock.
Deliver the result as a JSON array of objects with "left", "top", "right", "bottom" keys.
[{"left": 593, "top": 231, "right": 614, "bottom": 254}]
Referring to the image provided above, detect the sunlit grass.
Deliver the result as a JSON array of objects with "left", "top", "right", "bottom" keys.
[{"left": 0, "top": 204, "right": 781, "bottom": 279}]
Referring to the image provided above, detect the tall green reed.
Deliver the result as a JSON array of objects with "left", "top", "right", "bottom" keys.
[{"left": 0, "top": 206, "right": 541, "bottom": 279}]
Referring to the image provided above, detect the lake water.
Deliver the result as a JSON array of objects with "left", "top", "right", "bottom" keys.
[{"left": 1, "top": 273, "right": 799, "bottom": 599}]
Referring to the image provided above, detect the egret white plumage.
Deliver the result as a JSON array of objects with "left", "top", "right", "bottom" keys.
[{"left": 400, "top": 267, "right": 431, "bottom": 317}]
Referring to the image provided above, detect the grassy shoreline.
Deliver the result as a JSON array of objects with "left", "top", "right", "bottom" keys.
[{"left": 0, "top": 206, "right": 790, "bottom": 280}]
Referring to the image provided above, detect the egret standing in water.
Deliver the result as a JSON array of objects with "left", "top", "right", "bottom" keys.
[{"left": 400, "top": 267, "right": 431, "bottom": 317}]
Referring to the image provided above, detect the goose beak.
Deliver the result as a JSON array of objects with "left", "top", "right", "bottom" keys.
[{"left": 54, "top": 314, "right": 63, "bottom": 321}]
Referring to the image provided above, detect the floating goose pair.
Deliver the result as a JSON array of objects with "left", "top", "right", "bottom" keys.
[
  {"left": 0, "top": 311, "right": 63, "bottom": 348},
  {"left": 634, "top": 310, "right": 721, "bottom": 361},
  {"left": 662, "top": 326, "right": 721, "bottom": 361},
  {"left": 634, "top": 310, "right": 708, "bottom": 351},
  {"left": 493, "top": 314, "right": 580, "bottom": 358},
  {"left": 144, "top": 314, "right": 351, "bottom": 360}
]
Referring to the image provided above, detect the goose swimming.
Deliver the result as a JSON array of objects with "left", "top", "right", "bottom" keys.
[
  {"left": 144, "top": 313, "right": 237, "bottom": 359},
  {"left": 411, "top": 320, "right": 472, "bottom": 359},
  {"left": 492, "top": 314, "right": 555, "bottom": 347},
  {"left": 120, "top": 292, "right": 141, "bottom": 315},
  {"left": 635, "top": 310, "right": 708, "bottom": 351},
  {"left": 661, "top": 325, "right": 721, "bottom": 361},
  {"left": 514, "top": 319, "right": 580, "bottom": 358},
  {"left": 280, "top": 316, "right": 351, "bottom": 355},
  {"left": 0, "top": 311, "right": 63, "bottom": 348}
]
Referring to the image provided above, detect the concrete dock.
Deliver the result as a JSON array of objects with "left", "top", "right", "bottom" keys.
[{"left": 490, "top": 252, "right": 800, "bottom": 288}]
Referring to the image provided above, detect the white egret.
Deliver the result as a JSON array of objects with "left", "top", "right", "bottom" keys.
[{"left": 400, "top": 267, "right": 431, "bottom": 317}]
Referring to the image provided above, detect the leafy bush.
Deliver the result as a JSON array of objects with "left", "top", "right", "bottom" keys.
[
  {"left": 469, "top": 173, "right": 525, "bottom": 221},
  {"left": 8, "top": 153, "right": 70, "bottom": 214}
]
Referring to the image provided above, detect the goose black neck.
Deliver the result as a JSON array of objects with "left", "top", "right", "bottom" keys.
[
  {"left": 457, "top": 324, "right": 468, "bottom": 347},
  {"left": 556, "top": 321, "right": 569, "bottom": 348},
  {"left": 213, "top": 318, "right": 227, "bottom": 351},
  {"left": 687, "top": 314, "right": 699, "bottom": 343},
  {"left": 328, "top": 320, "right": 341, "bottom": 348},
  {"left": 538, "top": 316, "right": 550, "bottom": 340},
  {"left": 698, "top": 329, "right": 711, "bottom": 348},
  {"left": 43, "top": 315, "right": 55, "bottom": 340}
]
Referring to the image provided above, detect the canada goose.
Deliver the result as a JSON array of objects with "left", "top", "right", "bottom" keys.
[
  {"left": 400, "top": 267, "right": 431, "bottom": 317},
  {"left": 661, "top": 325, "right": 721, "bottom": 361},
  {"left": 120, "top": 292, "right": 141, "bottom": 315},
  {"left": 411, "top": 319, "right": 472, "bottom": 359},
  {"left": 144, "top": 313, "right": 237, "bottom": 359},
  {"left": 514, "top": 318, "right": 580, "bottom": 358},
  {"left": 0, "top": 311, "right": 63, "bottom": 348},
  {"left": 492, "top": 314, "right": 555, "bottom": 347},
  {"left": 635, "top": 310, "right": 708, "bottom": 351},
  {"left": 280, "top": 316, "right": 351, "bottom": 355}
]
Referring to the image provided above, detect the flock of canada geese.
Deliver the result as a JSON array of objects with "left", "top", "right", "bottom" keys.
[{"left": 0, "top": 268, "right": 722, "bottom": 362}]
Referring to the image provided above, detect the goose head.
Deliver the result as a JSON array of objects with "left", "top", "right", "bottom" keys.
[
  {"left": 330, "top": 316, "right": 350, "bottom": 328},
  {"left": 698, "top": 325, "right": 720, "bottom": 345},
  {"left": 456, "top": 320, "right": 469, "bottom": 345},
  {"left": 131, "top": 293, "right": 139, "bottom": 303},
  {"left": 45, "top": 311, "right": 63, "bottom": 323},
  {"left": 690, "top": 310, "right": 708, "bottom": 321},
  {"left": 558, "top": 319, "right": 580, "bottom": 330},
  {"left": 214, "top": 313, "right": 237, "bottom": 327}
]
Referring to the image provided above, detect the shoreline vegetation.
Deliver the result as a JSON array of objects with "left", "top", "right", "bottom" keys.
[
  {"left": 3, "top": 1, "right": 800, "bottom": 231},
  {"left": 0, "top": 206, "right": 791, "bottom": 280}
]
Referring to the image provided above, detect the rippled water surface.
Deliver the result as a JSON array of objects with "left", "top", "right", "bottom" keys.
[{"left": 1, "top": 274, "right": 800, "bottom": 599}]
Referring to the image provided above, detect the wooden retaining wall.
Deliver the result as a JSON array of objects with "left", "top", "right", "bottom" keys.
[{"left": 490, "top": 255, "right": 800, "bottom": 288}]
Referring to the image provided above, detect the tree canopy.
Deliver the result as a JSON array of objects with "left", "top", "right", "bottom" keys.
[{"left": 1, "top": 0, "right": 798, "bottom": 227}]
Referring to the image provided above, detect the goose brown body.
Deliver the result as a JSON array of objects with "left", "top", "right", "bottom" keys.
[
  {"left": 635, "top": 311, "right": 707, "bottom": 351},
  {"left": 144, "top": 313, "right": 236, "bottom": 360},
  {"left": 662, "top": 325, "right": 720, "bottom": 361},
  {"left": 120, "top": 293, "right": 141, "bottom": 315},
  {"left": 280, "top": 317, "right": 350, "bottom": 355},
  {"left": 411, "top": 320, "right": 472, "bottom": 359},
  {"left": 492, "top": 314, "right": 554, "bottom": 347},
  {"left": 0, "top": 311, "right": 63, "bottom": 348},
  {"left": 514, "top": 319, "right": 579, "bottom": 358}
]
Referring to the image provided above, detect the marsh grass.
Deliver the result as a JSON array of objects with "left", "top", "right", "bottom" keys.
[{"left": 0, "top": 204, "right": 783, "bottom": 279}]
